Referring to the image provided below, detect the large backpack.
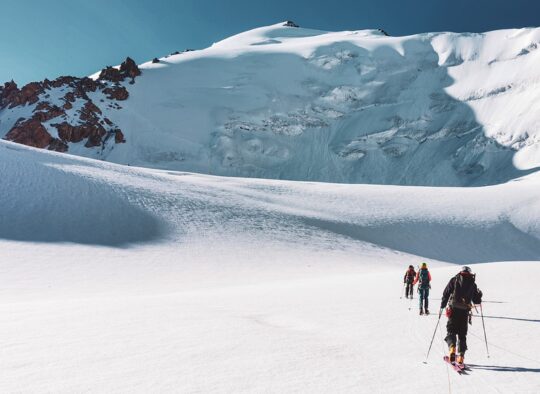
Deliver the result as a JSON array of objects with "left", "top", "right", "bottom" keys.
[
  {"left": 449, "top": 273, "right": 476, "bottom": 310},
  {"left": 418, "top": 268, "right": 430, "bottom": 288}
]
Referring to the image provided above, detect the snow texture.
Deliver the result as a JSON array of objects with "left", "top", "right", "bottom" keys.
[{"left": 1, "top": 139, "right": 540, "bottom": 393}]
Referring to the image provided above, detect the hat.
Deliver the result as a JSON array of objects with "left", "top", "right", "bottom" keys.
[
  {"left": 461, "top": 265, "right": 472, "bottom": 273},
  {"left": 421, "top": 263, "right": 427, "bottom": 269}
]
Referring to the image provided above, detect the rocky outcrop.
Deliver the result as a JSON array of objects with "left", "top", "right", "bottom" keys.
[
  {"left": 283, "top": 21, "right": 299, "bottom": 28},
  {"left": 98, "top": 57, "right": 141, "bottom": 83},
  {"left": 114, "top": 129, "right": 126, "bottom": 143},
  {"left": 52, "top": 122, "right": 107, "bottom": 147},
  {"left": 103, "top": 85, "right": 129, "bottom": 100},
  {"left": 1, "top": 57, "right": 140, "bottom": 153},
  {"left": 5, "top": 119, "right": 52, "bottom": 148},
  {"left": 0, "top": 81, "right": 44, "bottom": 109}
]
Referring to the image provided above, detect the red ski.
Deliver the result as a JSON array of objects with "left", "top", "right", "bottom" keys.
[{"left": 443, "top": 356, "right": 467, "bottom": 374}]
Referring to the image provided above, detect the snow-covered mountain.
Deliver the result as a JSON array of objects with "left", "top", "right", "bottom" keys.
[{"left": 2, "top": 22, "right": 540, "bottom": 185}]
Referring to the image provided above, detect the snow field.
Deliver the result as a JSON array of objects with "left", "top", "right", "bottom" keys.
[{"left": 0, "top": 140, "right": 539, "bottom": 392}]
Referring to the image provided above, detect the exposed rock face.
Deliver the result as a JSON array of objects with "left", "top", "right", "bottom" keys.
[
  {"left": 283, "top": 21, "right": 299, "bottom": 28},
  {"left": 5, "top": 119, "right": 52, "bottom": 148},
  {"left": 0, "top": 81, "right": 44, "bottom": 108},
  {"left": 1, "top": 57, "right": 140, "bottom": 153},
  {"left": 152, "top": 58, "right": 160, "bottom": 63},
  {"left": 98, "top": 57, "right": 141, "bottom": 83},
  {"left": 114, "top": 129, "right": 126, "bottom": 143},
  {"left": 103, "top": 86, "right": 129, "bottom": 100}
]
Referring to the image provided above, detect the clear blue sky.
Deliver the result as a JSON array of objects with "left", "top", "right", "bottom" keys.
[{"left": 1, "top": 0, "right": 538, "bottom": 85}]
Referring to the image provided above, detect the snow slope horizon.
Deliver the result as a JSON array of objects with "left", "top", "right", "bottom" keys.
[{"left": 3, "top": 22, "right": 540, "bottom": 186}]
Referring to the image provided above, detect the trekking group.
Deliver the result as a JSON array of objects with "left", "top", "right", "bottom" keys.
[{"left": 402, "top": 263, "right": 483, "bottom": 367}]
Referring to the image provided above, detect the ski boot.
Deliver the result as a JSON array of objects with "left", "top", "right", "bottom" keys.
[
  {"left": 419, "top": 307, "right": 424, "bottom": 315},
  {"left": 456, "top": 354, "right": 464, "bottom": 366},
  {"left": 449, "top": 345, "right": 456, "bottom": 363},
  {"left": 424, "top": 309, "right": 430, "bottom": 315}
]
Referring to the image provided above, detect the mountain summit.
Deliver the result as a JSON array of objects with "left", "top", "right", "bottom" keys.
[{"left": 2, "top": 22, "right": 540, "bottom": 186}]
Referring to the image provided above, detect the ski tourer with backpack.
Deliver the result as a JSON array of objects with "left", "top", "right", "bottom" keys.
[
  {"left": 440, "top": 266, "right": 483, "bottom": 369},
  {"left": 403, "top": 265, "right": 416, "bottom": 299},
  {"left": 413, "top": 263, "right": 431, "bottom": 315}
]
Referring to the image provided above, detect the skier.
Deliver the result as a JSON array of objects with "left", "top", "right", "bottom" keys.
[
  {"left": 440, "top": 266, "right": 482, "bottom": 365},
  {"left": 403, "top": 265, "right": 416, "bottom": 299},
  {"left": 413, "top": 263, "right": 431, "bottom": 315}
]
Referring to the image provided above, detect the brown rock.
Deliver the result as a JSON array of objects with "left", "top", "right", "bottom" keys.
[
  {"left": 5, "top": 119, "right": 52, "bottom": 148},
  {"left": 64, "top": 91, "right": 76, "bottom": 103},
  {"left": 53, "top": 121, "right": 106, "bottom": 146},
  {"left": 79, "top": 77, "right": 100, "bottom": 92},
  {"left": 98, "top": 57, "right": 141, "bottom": 83},
  {"left": 32, "top": 103, "right": 65, "bottom": 122},
  {"left": 98, "top": 66, "right": 123, "bottom": 83},
  {"left": 1, "top": 81, "right": 44, "bottom": 109},
  {"left": 114, "top": 129, "right": 126, "bottom": 143},
  {"left": 0, "top": 81, "right": 19, "bottom": 108},
  {"left": 51, "top": 76, "right": 76, "bottom": 88},
  {"left": 85, "top": 131, "right": 104, "bottom": 147},
  {"left": 119, "top": 57, "right": 141, "bottom": 79},
  {"left": 103, "top": 85, "right": 129, "bottom": 100},
  {"left": 48, "top": 138, "right": 69, "bottom": 152}
]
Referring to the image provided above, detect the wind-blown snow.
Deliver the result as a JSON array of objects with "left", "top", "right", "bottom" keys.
[{"left": 1, "top": 140, "right": 540, "bottom": 392}]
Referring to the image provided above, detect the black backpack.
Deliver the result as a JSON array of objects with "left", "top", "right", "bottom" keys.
[{"left": 449, "top": 274, "right": 476, "bottom": 310}]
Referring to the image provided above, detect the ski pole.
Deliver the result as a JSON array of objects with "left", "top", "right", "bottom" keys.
[
  {"left": 480, "top": 304, "right": 490, "bottom": 358},
  {"left": 423, "top": 308, "right": 443, "bottom": 363},
  {"left": 400, "top": 283, "right": 405, "bottom": 299}
]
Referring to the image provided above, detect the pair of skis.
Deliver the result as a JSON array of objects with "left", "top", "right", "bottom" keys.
[{"left": 443, "top": 356, "right": 469, "bottom": 374}]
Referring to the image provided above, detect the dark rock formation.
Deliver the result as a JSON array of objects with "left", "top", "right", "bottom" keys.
[
  {"left": 152, "top": 58, "right": 160, "bottom": 63},
  {"left": 48, "top": 138, "right": 69, "bottom": 152},
  {"left": 52, "top": 121, "right": 107, "bottom": 147},
  {"left": 103, "top": 85, "right": 129, "bottom": 100},
  {"left": 0, "top": 81, "right": 45, "bottom": 109},
  {"left": 114, "top": 129, "right": 126, "bottom": 143},
  {"left": 98, "top": 57, "right": 141, "bottom": 83},
  {"left": 1, "top": 56, "right": 141, "bottom": 153},
  {"left": 5, "top": 119, "right": 52, "bottom": 148},
  {"left": 283, "top": 21, "right": 299, "bottom": 28}
]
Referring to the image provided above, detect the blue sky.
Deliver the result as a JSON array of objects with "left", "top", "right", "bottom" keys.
[{"left": 1, "top": 0, "right": 538, "bottom": 84}]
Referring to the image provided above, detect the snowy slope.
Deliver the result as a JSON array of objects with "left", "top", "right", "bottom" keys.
[
  {"left": 3, "top": 22, "right": 540, "bottom": 185},
  {"left": 1, "top": 140, "right": 540, "bottom": 393}
]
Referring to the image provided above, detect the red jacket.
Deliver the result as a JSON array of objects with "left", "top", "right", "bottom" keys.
[{"left": 404, "top": 268, "right": 416, "bottom": 283}]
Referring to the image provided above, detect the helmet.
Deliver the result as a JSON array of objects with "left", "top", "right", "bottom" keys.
[
  {"left": 409, "top": 265, "right": 414, "bottom": 269},
  {"left": 421, "top": 263, "right": 427, "bottom": 269},
  {"left": 461, "top": 266, "right": 472, "bottom": 273}
]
